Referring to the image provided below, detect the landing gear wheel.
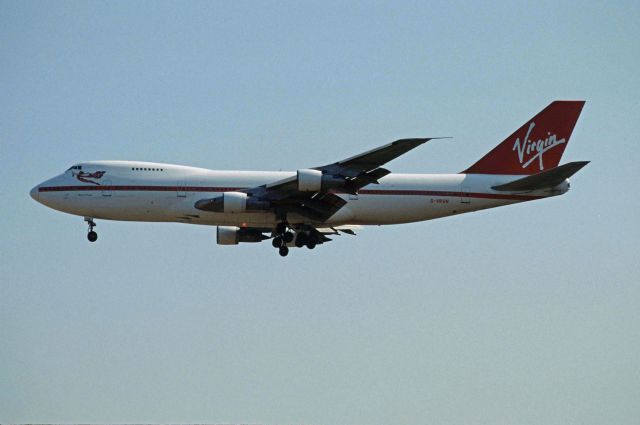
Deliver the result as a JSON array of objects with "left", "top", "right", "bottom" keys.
[
  {"left": 85, "top": 217, "right": 97, "bottom": 242},
  {"left": 283, "top": 231, "right": 294, "bottom": 243},
  {"left": 276, "top": 222, "right": 287, "bottom": 234},
  {"left": 306, "top": 241, "right": 316, "bottom": 249},
  {"left": 295, "top": 232, "right": 308, "bottom": 247},
  {"left": 279, "top": 246, "right": 289, "bottom": 257},
  {"left": 272, "top": 236, "right": 283, "bottom": 248}
]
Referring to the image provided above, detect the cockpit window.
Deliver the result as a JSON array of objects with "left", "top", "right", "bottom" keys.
[{"left": 66, "top": 165, "right": 83, "bottom": 171}]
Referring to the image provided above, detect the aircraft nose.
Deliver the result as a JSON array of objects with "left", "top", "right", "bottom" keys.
[{"left": 30, "top": 185, "right": 39, "bottom": 201}]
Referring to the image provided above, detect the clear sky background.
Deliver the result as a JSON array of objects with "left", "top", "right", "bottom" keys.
[{"left": 1, "top": 1, "right": 639, "bottom": 423}]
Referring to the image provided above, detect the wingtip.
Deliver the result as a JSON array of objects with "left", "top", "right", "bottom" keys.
[
  {"left": 569, "top": 160, "right": 590, "bottom": 168},
  {"left": 396, "top": 137, "right": 452, "bottom": 144}
]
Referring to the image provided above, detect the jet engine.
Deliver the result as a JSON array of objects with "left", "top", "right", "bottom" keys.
[
  {"left": 220, "top": 191, "right": 247, "bottom": 213},
  {"left": 297, "top": 169, "right": 344, "bottom": 192},
  {"left": 297, "top": 169, "right": 322, "bottom": 191},
  {"left": 217, "top": 226, "right": 268, "bottom": 245}
]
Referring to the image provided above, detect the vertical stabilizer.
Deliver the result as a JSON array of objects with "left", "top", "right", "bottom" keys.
[{"left": 463, "top": 101, "right": 585, "bottom": 175}]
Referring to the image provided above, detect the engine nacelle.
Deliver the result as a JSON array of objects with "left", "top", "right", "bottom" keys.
[
  {"left": 297, "top": 169, "right": 322, "bottom": 191},
  {"left": 297, "top": 169, "right": 344, "bottom": 192},
  {"left": 217, "top": 226, "right": 240, "bottom": 245},
  {"left": 217, "top": 226, "right": 268, "bottom": 245},
  {"left": 221, "top": 191, "right": 247, "bottom": 213}
]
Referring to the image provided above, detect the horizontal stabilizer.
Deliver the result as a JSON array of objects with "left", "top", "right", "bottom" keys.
[{"left": 492, "top": 161, "right": 589, "bottom": 192}]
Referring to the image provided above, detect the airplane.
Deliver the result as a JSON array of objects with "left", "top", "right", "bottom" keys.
[{"left": 30, "top": 101, "right": 588, "bottom": 257}]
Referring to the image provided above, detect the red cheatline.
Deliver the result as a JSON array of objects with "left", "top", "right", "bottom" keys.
[{"left": 39, "top": 185, "right": 542, "bottom": 201}]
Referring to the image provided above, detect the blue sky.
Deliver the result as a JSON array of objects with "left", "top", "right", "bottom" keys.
[{"left": 2, "top": 1, "right": 639, "bottom": 423}]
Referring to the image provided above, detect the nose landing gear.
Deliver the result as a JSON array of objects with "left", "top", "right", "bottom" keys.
[{"left": 85, "top": 217, "right": 98, "bottom": 242}]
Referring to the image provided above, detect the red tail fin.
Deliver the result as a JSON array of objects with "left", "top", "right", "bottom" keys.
[{"left": 462, "top": 101, "right": 585, "bottom": 175}]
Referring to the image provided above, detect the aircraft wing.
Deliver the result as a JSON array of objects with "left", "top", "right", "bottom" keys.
[
  {"left": 195, "top": 138, "right": 439, "bottom": 221},
  {"left": 316, "top": 137, "right": 434, "bottom": 179}
]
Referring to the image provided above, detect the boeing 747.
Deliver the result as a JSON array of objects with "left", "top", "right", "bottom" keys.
[{"left": 30, "top": 101, "right": 588, "bottom": 256}]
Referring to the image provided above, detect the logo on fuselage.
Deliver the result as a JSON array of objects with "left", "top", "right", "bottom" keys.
[
  {"left": 512, "top": 122, "right": 565, "bottom": 170},
  {"left": 73, "top": 171, "right": 106, "bottom": 185}
]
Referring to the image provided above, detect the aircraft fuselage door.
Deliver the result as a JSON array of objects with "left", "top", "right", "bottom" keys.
[
  {"left": 177, "top": 182, "right": 187, "bottom": 198},
  {"left": 102, "top": 180, "right": 112, "bottom": 197},
  {"left": 460, "top": 186, "right": 470, "bottom": 204}
]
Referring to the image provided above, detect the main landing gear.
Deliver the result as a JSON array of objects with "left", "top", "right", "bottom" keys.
[
  {"left": 294, "top": 230, "right": 319, "bottom": 249},
  {"left": 85, "top": 217, "right": 98, "bottom": 242},
  {"left": 272, "top": 220, "right": 294, "bottom": 257},
  {"left": 271, "top": 220, "right": 323, "bottom": 257}
]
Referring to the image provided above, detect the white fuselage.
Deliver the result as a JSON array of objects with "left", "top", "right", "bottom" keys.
[{"left": 31, "top": 160, "right": 568, "bottom": 227}]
